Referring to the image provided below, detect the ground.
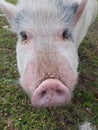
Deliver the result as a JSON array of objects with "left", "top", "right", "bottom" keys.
[{"left": 0, "top": 0, "right": 98, "bottom": 130}]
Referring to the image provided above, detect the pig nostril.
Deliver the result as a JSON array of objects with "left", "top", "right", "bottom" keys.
[
  {"left": 56, "top": 89, "right": 64, "bottom": 95},
  {"left": 41, "top": 90, "right": 47, "bottom": 97}
]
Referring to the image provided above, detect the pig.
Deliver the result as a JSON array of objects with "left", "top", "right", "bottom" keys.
[{"left": 0, "top": 0, "right": 98, "bottom": 107}]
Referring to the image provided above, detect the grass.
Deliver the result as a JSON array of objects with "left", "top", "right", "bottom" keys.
[{"left": 0, "top": 1, "right": 98, "bottom": 130}]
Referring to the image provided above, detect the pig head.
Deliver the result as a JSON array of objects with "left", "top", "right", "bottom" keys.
[{"left": 0, "top": 0, "right": 97, "bottom": 107}]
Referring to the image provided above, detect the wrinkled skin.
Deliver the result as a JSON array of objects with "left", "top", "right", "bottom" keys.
[{"left": 0, "top": 0, "right": 97, "bottom": 107}]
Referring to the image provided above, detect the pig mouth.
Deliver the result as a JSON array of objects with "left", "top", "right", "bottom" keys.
[{"left": 31, "top": 78, "right": 71, "bottom": 108}]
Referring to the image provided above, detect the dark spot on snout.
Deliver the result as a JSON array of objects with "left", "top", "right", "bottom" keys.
[
  {"left": 49, "top": 98, "right": 52, "bottom": 101},
  {"left": 56, "top": 89, "right": 64, "bottom": 95},
  {"left": 41, "top": 90, "right": 47, "bottom": 97}
]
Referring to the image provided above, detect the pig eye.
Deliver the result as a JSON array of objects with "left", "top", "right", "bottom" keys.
[
  {"left": 20, "top": 31, "right": 28, "bottom": 41},
  {"left": 62, "top": 29, "right": 69, "bottom": 40}
]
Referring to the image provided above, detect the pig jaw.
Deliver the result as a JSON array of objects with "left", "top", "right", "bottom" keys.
[
  {"left": 20, "top": 75, "right": 78, "bottom": 107},
  {"left": 31, "top": 79, "right": 71, "bottom": 108},
  {"left": 19, "top": 57, "right": 78, "bottom": 107}
]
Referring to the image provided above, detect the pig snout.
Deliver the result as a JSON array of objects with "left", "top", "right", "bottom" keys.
[{"left": 31, "top": 79, "right": 71, "bottom": 107}]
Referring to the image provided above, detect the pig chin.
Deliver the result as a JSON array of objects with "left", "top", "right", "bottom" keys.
[
  {"left": 31, "top": 79, "right": 72, "bottom": 108},
  {"left": 20, "top": 62, "right": 78, "bottom": 108},
  {"left": 21, "top": 78, "right": 77, "bottom": 108}
]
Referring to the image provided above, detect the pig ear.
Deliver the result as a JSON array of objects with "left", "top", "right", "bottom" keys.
[
  {"left": 74, "top": 0, "right": 88, "bottom": 26},
  {"left": 0, "top": 0, "right": 17, "bottom": 24}
]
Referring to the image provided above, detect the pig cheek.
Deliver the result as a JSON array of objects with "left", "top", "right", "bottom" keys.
[
  {"left": 20, "top": 61, "right": 38, "bottom": 95},
  {"left": 57, "top": 43, "right": 79, "bottom": 90},
  {"left": 64, "top": 70, "right": 78, "bottom": 91},
  {"left": 65, "top": 65, "right": 78, "bottom": 90},
  {"left": 59, "top": 64, "right": 78, "bottom": 91},
  {"left": 57, "top": 55, "right": 78, "bottom": 91},
  {"left": 16, "top": 41, "right": 37, "bottom": 94},
  {"left": 62, "top": 65, "right": 78, "bottom": 89},
  {"left": 16, "top": 40, "right": 35, "bottom": 76}
]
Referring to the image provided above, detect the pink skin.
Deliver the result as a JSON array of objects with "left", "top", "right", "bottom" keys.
[
  {"left": 31, "top": 79, "right": 71, "bottom": 107},
  {"left": 20, "top": 54, "right": 78, "bottom": 107}
]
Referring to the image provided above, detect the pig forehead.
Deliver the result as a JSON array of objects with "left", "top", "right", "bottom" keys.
[
  {"left": 17, "top": 0, "right": 82, "bottom": 10},
  {"left": 13, "top": 0, "right": 77, "bottom": 32},
  {"left": 13, "top": 10, "right": 63, "bottom": 33},
  {"left": 16, "top": 1, "right": 65, "bottom": 20},
  {"left": 17, "top": 0, "right": 81, "bottom": 7},
  {"left": 65, "top": 0, "right": 81, "bottom": 4}
]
